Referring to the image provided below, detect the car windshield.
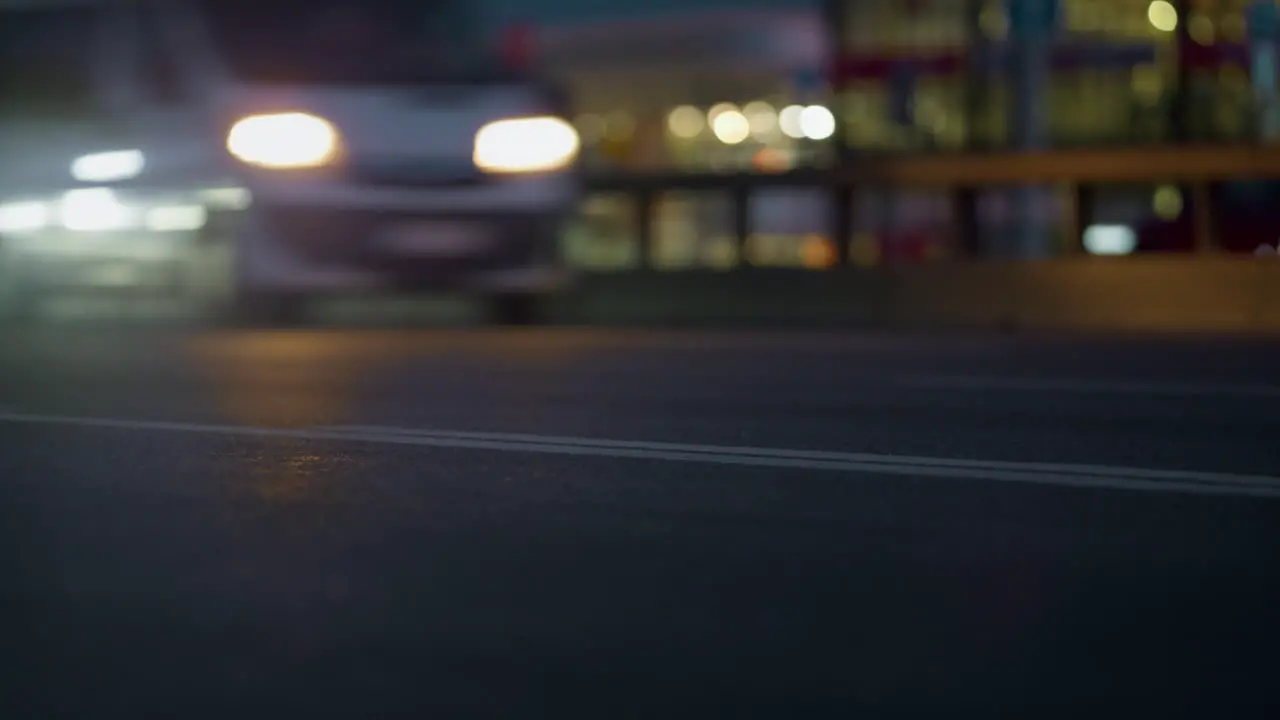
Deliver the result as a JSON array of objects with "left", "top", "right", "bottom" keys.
[
  {"left": 0, "top": 7, "right": 99, "bottom": 119},
  {"left": 195, "top": 0, "right": 493, "bottom": 84}
]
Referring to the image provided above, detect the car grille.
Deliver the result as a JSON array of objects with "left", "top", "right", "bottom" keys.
[{"left": 342, "top": 157, "right": 488, "bottom": 188}]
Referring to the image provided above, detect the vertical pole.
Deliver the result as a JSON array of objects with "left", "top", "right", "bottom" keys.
[
  {"left": 1171, "top": 0, "right": 1191, "bottom": 142},
  {"left": 1065, "top": 183, "right": 1093, "bottom": 255},
  {"left": 1007, "top": 0, "right": 1057, "bottom": 259},
  {"left": 1248, "top": 0, "right": 1280, "bottom": 141},
  {"left": 731, "top": 182, "right": 751, "bottom": 261},
  {"left": 1191, "top": 182, "right": 1216, "bottom": 253},
  {"left": 636, "top": 189, "right": 654, "bottom": 270},
  {"left": 823, "top": 0, "right": 853, "bottom": 266},
  {"left": 963, "top": 0, "right": 988, "bottom": 150},
  {"left": 955, "top": 0, "right": 986, "bottom": 258}
]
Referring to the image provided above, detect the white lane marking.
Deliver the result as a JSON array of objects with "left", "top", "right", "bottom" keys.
[
  {"left": 0, "top": 410, "right": 1278, "bottom": 500},
  {"left": 900, "top": 375, "right": 1280, "bottom": 398},
  {"left": 325, "top": 425, "right": 1280, "bottom": 489}
]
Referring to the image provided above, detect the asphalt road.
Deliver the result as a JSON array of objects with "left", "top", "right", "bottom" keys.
[{"left": 2, "top": 326, "right": 1279, "bottom": 718}]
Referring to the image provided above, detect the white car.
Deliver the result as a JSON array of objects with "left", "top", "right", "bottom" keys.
[{"left": 0, "top": 0, "right": 581, "bottom": 325}]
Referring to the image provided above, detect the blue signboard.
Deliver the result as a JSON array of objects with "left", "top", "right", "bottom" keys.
[
  {"left": 1248, "top": 0, "right": 1279, "bottom": 43},
  {"left": 792, "top": 67, "right": 824, "bottom": 94},
  {"left": 485, "top": 0, "right": 817, "bottom": 27},
  {"left": 1006, "top": 0, "right": 1059, "bottom": 41},
  {"left": 888, "top": 65, "right": 915, "bottom": 126}
]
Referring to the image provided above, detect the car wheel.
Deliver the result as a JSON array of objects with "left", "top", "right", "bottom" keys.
[
  {"left": 0, "top": 290, "right": 37, "bottom": 324},
  {"left": 227, "top": 291, "right": 309, "bottom": 328},
  {"left": 485, "top": 292, "right": 544, "bottom": 326},
  {"left": 0, "top": 261, "right": 37, "bottom": 324}
]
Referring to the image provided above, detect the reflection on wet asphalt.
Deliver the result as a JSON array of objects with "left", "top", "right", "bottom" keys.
[{"left": 2, "top": 328, "right": 1279, "bottom": 717}]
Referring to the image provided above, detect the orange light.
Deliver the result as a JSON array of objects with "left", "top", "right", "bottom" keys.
[
  {"left": 500, "top": 24, "right": 535, "bottom": 69},
  {"left": 752, "top": 148, "right": 790, "bottom": 173},
  {"left": 801, "top": 235, "right": 837, "bottom": 269},
  {"left": 849, "top": 232, "right": 881, "bottom": 267}
]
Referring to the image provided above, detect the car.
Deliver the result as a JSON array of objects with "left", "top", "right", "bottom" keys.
[{"left": 0, "top": 0, "right": 582, "bottom": 325}]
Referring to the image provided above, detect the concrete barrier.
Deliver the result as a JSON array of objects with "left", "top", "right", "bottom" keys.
[
  {"left": 552, "top": 257, "right": 1280, "bottom": 334},
  {"left": 5, "top": 256, "right": 1273, "bottom": 334}
]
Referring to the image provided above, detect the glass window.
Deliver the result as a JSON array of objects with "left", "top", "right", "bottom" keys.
[
  {"left": 563, "top": 194, "right": 641, "bottom": 271},
  {"left": 651, "top": 191, "right": 734, "bottom": 269},
  {"left": 134, "top": 3, "right": 187, "bottom": 105},
  {"left": 194, "top": 0, "right": 494, "bottom": 84},
  {"left": 0, "top": 7, "right": 102, "bottom": 119}
]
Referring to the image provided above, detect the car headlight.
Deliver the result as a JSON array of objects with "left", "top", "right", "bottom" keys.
[
  {"left": 71, "top": 149, "right": 145, "bottom": 182},
  {"left": 0, "top": 201, "right": 50, "bottom": 233},
  {"left": 226, "top": 112, "right": 341, "bottom": 169},
  {"left": 60, "top": 188, "right": 135, "bottom": 232},
  {"left": 473, "top": 116, "right": 579, "bottom": 173}
]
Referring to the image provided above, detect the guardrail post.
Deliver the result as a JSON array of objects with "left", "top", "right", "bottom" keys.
[
  {"left": 732, "top": 181, "right": 751, "bottom": 261},
  {"left": 1191, "top": 181, "right": 1217, "bottom": 252},
  {"left": 635, "top": 188, "right": 654, "bottom": 269},
  {"left": 1171, "top": 0, "right": 1192, "bottom": 142},
  {"left": 962, "top": 0, "right": 989, "bottom": 151},
  {"left": 832, "top": 184, "right": 853, "bottom": 266},
  {"left": 954, "top": 187, "right": 980, "bottom": 258},
  {"left": 823, "top": 0, "right": 852, "bottom": 266},
  {"left": 1065, "top": 182, "right": 1093, "bottom": 254}
]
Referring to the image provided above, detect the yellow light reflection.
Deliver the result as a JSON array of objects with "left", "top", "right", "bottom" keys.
[
  {"left": 1188, "top": 14, "right": 1215, "bottom": 45},
  {"left": 849, "top": 233, "right": 882, "bottom": 267},
  {"left": 801, "top": 235, "right": 837, "bottom": 269},
  {"left": 1153, "top": 185, "right": 1183, "bottom": 220},
  {"left": 1147, "top": 1, "right": 1178, "bottom": 32},
  {"left": 187, "top": 332, "right": 387, "bottom": 430},
  {"left": 187, "top": 333, "right": 390, "bottom": 511}
]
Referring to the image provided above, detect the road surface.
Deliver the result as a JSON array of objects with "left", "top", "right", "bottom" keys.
[{"left": 2, "top": 327, "right": 1278, "bottom": 717}]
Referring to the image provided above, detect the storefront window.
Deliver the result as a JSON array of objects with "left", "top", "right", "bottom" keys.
[{"left": 831, "top": 0, "right": 1264, "bottom": 149}]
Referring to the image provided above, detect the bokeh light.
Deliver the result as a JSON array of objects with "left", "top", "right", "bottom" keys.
[
  {"left": 1147, "top": 1, "right": 1177, "bottom": 32},
  {"left": 799, "top": 105, "right": 835, "bottom": 140},
  {"left": 712, "top": 110, "right": 750, "bottom": 144},
  {"left": 667, "top": 105, "right": 704, "bottom": 139}
]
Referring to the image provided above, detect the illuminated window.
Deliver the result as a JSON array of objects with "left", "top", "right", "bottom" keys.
[
  {"left": 1188, "top": 13, "right": 1215, "bottom": 44},
  {"left": 666, "top": 105, "right": 703, "bottom": 139},
  {"left": 979, "top": 2, "right": 1007, "bottom": 39},
  {"left": 1147, "top": 1, "right": 1178, "bottom": 32},
  {"left": 743, "top": 101, "right": 778, "bottom": 139},
  {"left": 711, "top": 109, "right": 749, "bottom": 144},
  {"left": 1152, "top": 185, "right": 1183, "bottom": 219}
]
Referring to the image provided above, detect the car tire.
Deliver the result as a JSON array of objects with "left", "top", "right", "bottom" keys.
[
  {"left": 0, "top": 290, "right": 37, "bottom": 324},
  {"left": 0, "top": 256, "right": 37, "bottom": 324},
  {"left": 485, "top": 292, "right": 544, "bottom": 326},
  {"left": 227, "top": 291, "right": 309, "bottom": 328}
]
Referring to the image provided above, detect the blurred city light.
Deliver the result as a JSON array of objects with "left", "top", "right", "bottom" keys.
[
  {"left": 70, "top": 149, "right": 144, "bottom": 183},
  {"left": 1083, "top": 225, "right": 1138, "bottom": 255},
  {"left": 1152, "top": 186, "right": 1183, "bottom": 220},
  {"left": 799, "top": 105, "right": 835, "bottom": 140},
  {"left": 779, "top": 105, "right": 806, "bottom": 139},
  {"left": 0, "top": 201, "right": 50, "bottom": 232},
  {"left": 1147, "top": 1, "right": 1177, "bottom": 32},
  {"left": 144, "top": 205, "right": 207, "bottom": 232},
  {"left": 667, "top": 105, "right": 704, "bottom": 139},
  {"left": 712, "top": 110, "right": 750, "bottom": 144},
  {"left": 743, "top": 101, "right": 778, "bottom": 139},
  {"left": 60, "top": 188, "right": 132, "bottom": 232}
]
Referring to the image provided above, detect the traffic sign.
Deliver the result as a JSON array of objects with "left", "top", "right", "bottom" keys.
[
  {"left": 791, "top": 67, "right": 825, "bottom": 104},
  {"left": 792, "top": 67, "right": 823, "bottom": 92},
  {"left": 1248, "top": 0, "right": 1279, "bottom": 44},
  {"left": 1006, "top": 0, "right": 1059, "bottom": 41}
]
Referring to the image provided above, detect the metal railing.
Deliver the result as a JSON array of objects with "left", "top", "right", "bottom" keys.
[{"left": 577, "top": 144, "right": 1280, "bottom": 269}]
